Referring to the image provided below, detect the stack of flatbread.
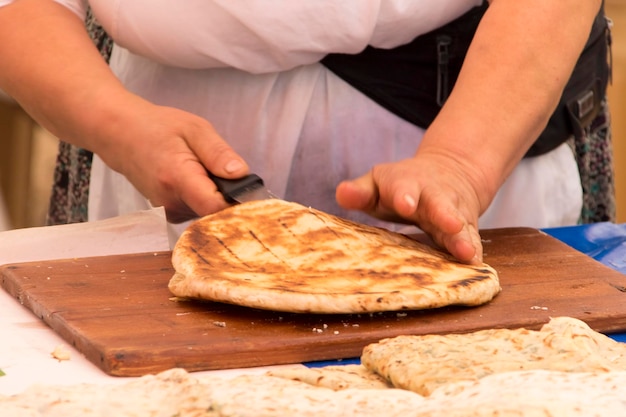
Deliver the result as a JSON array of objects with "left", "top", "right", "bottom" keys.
[
  {"left": 169, "top": 199, "right": 500, "bottom": 313},
  {"left": 4, "top": 317, "right": 626, "bottom": 416}
]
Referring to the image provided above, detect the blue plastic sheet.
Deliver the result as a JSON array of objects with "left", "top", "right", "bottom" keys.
[{"left": 543, "top": 222, "right": 626, "bottom": 275}]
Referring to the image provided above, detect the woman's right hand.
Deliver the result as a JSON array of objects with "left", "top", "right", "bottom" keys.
[{"left": 94, "top": 95, "right": 250, "bottom": 223}]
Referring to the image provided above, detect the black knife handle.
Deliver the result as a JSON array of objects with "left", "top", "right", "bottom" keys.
[{"left": 208, "top": 172, "right": 264, "bottom": 203}]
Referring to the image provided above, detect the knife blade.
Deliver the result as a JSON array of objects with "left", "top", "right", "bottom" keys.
[{"left": 208, "top": 172, "right": 274, "bottom": 204}]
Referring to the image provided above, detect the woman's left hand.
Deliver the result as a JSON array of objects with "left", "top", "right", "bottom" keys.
[{"left": 336, "top": 151, "right": 485, "bottom": 264}]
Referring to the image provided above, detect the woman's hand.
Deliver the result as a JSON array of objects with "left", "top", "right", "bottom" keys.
[
  {"left": 94, "top": 97, "right": 250, "bottom": 223},
  {"left": 336, "top": 151, "right": 484, "bottom": 264}
]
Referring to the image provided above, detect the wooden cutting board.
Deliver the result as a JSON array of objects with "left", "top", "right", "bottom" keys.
[{"left": 2, "top": 227, "right": 626, "bottom": 377}]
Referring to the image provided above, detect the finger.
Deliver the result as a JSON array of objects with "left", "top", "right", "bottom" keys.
[
  {"left": 335, "top": 174, "right": 379, "bottom": 212},
  {"left": 337, "top": 166, "right": 421, "bottom": 223},
  {"left": 368, "top": 163, "right": 424, "bottom": 222},
  {"left": 414, "top": 192, "right": 481, "bottom": 264},
  {"left": 182, "top": 117, "right": 250, "bottom": 179},
  {"left": 180, "top": 165, "right": 232, "bottom": 214},
  {"left": 392, "top": 192, "right": 418, "bottom": 218},
  {"left": 160, "top": 159, "right": 231, "bottom": 223},
  {"left": 468, "top": 223, "right": 484, "bottom": 263},
  {"left": 444, "top": 224, "right": 482, "bottom": 265}
]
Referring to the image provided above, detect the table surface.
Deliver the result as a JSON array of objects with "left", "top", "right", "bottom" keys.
[{"left": 0, "top": 218, "right": 624, "bottom": 395}]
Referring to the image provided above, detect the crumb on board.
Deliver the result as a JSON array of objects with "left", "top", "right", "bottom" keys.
[{"left": 51, "top": 345, "right": 71, "bottom": 362}]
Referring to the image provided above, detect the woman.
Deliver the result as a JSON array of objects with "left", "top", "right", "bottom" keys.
[{"left": 0, "top": 0, "right": 611, "bottom": 264}]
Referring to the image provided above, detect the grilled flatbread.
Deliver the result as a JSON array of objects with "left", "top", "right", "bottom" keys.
[
  {"left": 169, "top": 199, "right": 500, "bottom": 313},
  {"left": 361, "top": 316, "right": 626, "bottom": 396}
]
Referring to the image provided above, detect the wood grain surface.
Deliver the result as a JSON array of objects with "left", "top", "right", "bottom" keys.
[{"left": 2, "top": 227, "right": 626, "bottom": 376}]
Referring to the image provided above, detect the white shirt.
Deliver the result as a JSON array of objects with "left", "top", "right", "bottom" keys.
[{"left": 0, "top": 0, "right": 582, "bottom": 241}]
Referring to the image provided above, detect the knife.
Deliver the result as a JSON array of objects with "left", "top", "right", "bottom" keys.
[{"left": 208, "top": 172, "right": 274, "bottom": 204}]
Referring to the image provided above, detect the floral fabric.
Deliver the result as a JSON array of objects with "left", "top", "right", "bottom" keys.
[
  {"left": 46, "top": 8, "right": 111, "bottom": 225},
  {"left": 571, "top": 99, "right": 616, "bottom": 223}
]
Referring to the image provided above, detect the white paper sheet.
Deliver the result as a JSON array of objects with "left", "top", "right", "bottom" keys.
[
  {"left": 0, "top": 208, "right": 171, "bottom": 266},
  {"left": 0, "top": 209, "right": 170, "bottom": 394},
  {"left": 0, "top": 208, "right": 298, "bottom": 395}
]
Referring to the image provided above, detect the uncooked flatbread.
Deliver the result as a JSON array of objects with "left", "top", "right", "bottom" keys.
[
  {"left": 426, "top": 369, "right": 626, "bottom": 416},
  {"left": 5, "top": 367, "right": 626, "bottom": 416},
  {"left": 169, "top": 199, "right": 500, "bottom": 313},
  {"left": 361, "top": 316, "right": 626, "bottom": 396},
  {"left": 0, "top": 368, "right": 425, "bottom": 417},
  {"left": 266, "top": 364, "right": 392, "bottom": 390}
]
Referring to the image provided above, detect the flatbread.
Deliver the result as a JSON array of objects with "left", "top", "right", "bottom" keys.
[
  {"left": 425, "top": 369, "right": 626, "bottom": 417},
  {"left": 5, "top": 367, "right": 626, "bottom": 416},
  {"left": 266, "top": 364, "right": 392, "bottom": 390},
  {"left": 361, "top": 316, "right": 626, "bottom": 396},
  {"left": 169, "top": 199, "right": 500, "bottom": 313},
  {"left": 0, "top": 368, "right": 426, "bottom": 417}
]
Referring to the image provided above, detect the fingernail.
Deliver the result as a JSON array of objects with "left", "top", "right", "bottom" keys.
[
  {"left": 224, "top": 159, "right": 244, "bottom": 173},
  {"left": 403, "top": 193, "right": 417, "bottom": 209}
]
